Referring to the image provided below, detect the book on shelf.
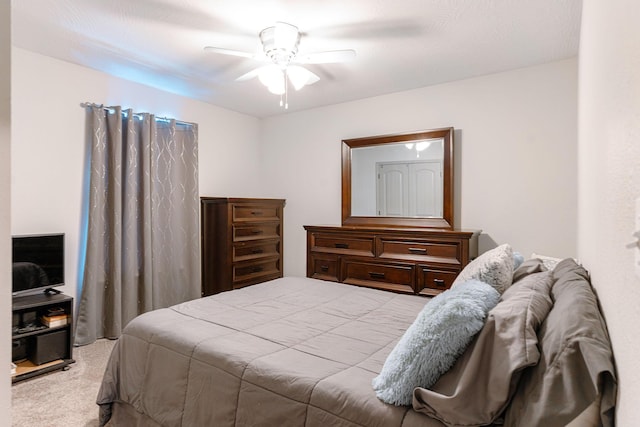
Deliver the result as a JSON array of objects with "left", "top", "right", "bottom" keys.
[
  {"left": 40, "top": 313, "right": 68, "bottom": 327},
  {"left": 46, "top": 307, "right": 66, "bottom": 317},
  {"left": 11, "top": 363, "right": 16, "bottom": 375}
]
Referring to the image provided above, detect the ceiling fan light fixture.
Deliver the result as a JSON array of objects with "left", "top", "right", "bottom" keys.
[
  {"left": 257, "top": 64, "right": 285, "bottom": 94},
  {"left": 415, "top": 141, "right": 431, "bottom": 151},
  {"left": 287, "top": 65, "right": 320, "bottom": 91},
  {"left": 205, "top": 20, "right": 357, "bottom": 109},
  {"left": 259, "top": 22, "right": 300, "bottom": 65},
  {"left": 267, "top": 81, "right": 285, "bottom": 95},
  {"left": 208, "top": 21, "right": 354, "bottom": 108}
]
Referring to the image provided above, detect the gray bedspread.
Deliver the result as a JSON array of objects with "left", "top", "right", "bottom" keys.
[{"left": 97, "top": 276, "right": 443, "bottom": 427}]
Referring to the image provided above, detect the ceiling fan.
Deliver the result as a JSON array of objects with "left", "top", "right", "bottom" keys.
[{"left": 204, "top": 22, "right": 356, "bottom": 108}]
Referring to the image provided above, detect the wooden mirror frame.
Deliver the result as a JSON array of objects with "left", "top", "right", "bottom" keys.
[{"left": 342, "top": 127, "right": 454, "bottom": 229}]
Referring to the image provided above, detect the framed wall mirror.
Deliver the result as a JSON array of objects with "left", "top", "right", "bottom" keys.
[{"left": 342, "top": 127, "right": 454, "bottom": 229}]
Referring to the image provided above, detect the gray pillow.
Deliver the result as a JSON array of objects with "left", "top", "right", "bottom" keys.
[
  {"left": 452, "top": 244, "right": 514, "bottom": 294},
  {"left": 502, "top": 259, "right": 617, "bottom": 427},
  {"left": 372, "top": 279, "right": 500, "bottom": 406},
  {"left": 413, "top": 270, "right": 554, "bottom": 426}
]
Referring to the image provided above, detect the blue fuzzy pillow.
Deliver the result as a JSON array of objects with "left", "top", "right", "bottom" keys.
[
  {"left": 513, "top": 251, "right": 525, "bottom": 269},
  {"left": 372, "top": 279, "right": 500, "bottom": 406}
]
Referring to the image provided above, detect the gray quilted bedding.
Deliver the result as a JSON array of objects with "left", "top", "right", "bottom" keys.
[{"left": 97, "top": 276, "right": 444, "bottom": 427}]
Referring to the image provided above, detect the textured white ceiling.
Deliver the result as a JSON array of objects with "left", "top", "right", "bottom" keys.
[{"left": 11, "top": 0, "right": 582, "bottom": 118}]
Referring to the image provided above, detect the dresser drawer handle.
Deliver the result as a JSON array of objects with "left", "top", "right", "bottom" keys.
[
  {"left": 408, "top": 247, "right": 427, "bottom": 254},
  {"left": 252, "top": 266, "right": 264, "bottom": 273},
  {"left": 251, "top": 229, "right": 264, "bottom": 235},
  {"left": 335, "top": 243, "right": 349, "bottom": 249},
  {"left": 320, "top": 265, "right": 329, "bottom": 272},
  {"left": 369, "top": 271, "right": 386, "bottom": 279},
  {"left": 250, "top": 211, "right": 264, "bottom": 216},
  {"left": 433, "top": 278, "right": 446, "bottom": 287},
  {"left": 251, "top": 248, "right": 264, "bottom": 254}
]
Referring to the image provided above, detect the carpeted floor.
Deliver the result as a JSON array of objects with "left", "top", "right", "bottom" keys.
[{"left": 11, "top": 338, "right": 116, "bottom": 427}]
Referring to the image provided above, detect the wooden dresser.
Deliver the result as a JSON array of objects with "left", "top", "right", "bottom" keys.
[
  {"left": 201, "top": 197, "right": 285, "bottom": 296},
  {"left": 304, "top": 225, "right": 479, "bottom": 296}
]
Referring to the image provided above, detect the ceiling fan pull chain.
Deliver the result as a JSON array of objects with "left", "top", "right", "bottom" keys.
[
  {"left": 284, "top": 68, "right": 289, "bottom": 109},
  {"left": 279, "top": 72, "right": 284, "bottom": 107}
]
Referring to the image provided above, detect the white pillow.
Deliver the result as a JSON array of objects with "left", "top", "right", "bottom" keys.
[
  {"left": 530, "top": 253, "right": 564, "bottom": 271},
  {"left": 372, "top": 279, "right": 500, "bottom": 406},
  {"left": 452, "top": 243, "right": 514, "bottom": 294}
]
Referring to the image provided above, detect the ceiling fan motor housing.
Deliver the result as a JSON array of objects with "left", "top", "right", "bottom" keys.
[{"left": 259, "top": 22, "right": 301, "bottom": 66}]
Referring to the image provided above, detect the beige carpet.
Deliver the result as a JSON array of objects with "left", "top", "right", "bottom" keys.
[{"left": 11, "top": 339, "right": 116, "bottom": 427}]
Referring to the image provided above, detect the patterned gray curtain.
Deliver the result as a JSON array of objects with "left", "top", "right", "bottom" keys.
[{"left": 75, "top": 105, "right": 200, "bottom": 346}]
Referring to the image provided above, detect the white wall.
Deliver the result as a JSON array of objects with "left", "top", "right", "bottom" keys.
[
  {"left": 261, "top": 59, "right": 578, "bottom": 277},
  {"left": 1, "top": 0, "right": 12, "bottom": 422},
  {"left": 11, "top": 48, "right": 263, "bottom": 304},
  {"left": 578, "top": 1, "right": 640, "bottom": 423},
  {"left": 10, "top": 53, "right": 580, "bottom": 303}
]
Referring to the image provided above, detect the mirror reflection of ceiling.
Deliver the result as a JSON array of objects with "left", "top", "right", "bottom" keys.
[{"left": 11, "top": 0, "right": 582, "bottom": 118}]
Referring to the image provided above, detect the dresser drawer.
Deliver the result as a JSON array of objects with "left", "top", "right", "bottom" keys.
[
  {"left": 233, "top": 223, "right": 280, "bottom": 242},
  {"left": 232, "top": 204, "right": 281, "bottom": 222},
  {"left": 233, "top": 241, "right": 281, "bottom": 262},
  {"left": 417, "top": 267, "right": 458, "bottom": 296},
  {"left": 308, "top": 253, "right": 340, "bottom": 282},
  {"left": 342, "top": 259, "right": 415, "bottom": 294},
  {"left": 233, "top": 258, "right": 281, "bottom": 287},
  {"left": 311, "top": 233, "right": 375, "bottom": 256},
  {"left": 379, "top": 238, "right": 461, "bottom": 265}
]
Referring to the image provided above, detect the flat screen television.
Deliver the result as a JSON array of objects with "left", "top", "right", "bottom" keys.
[{"left": 12, "top": 233, "right": 65, "bottom": 296}]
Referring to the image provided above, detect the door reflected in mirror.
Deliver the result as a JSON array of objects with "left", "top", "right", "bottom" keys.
[{"left": 351, "top": 138, "right": 444, "bottom": 218}]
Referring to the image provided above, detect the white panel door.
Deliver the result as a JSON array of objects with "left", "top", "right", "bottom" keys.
[
  {"left": 377, "top": 161, "right": 442, "bottom": 217},
  {"left": 376, "top": 163, "right": 408, "bottom": 216},
  {"left": 409, "top": 161, "right": 442, "bottom": 217}
]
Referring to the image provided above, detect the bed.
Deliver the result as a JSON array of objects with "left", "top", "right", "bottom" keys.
[{"left": 97, "top": 255, "right": 617, "bottom": 427}]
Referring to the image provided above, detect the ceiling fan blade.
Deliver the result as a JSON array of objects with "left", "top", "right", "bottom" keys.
[
  {"left": 307, "top": 20, "right": 423, "bottom": 40},
  {"left": 295, "top": 49, "right": 356, "bottom": 64},
  {"left": 204, "top": 46, "right": 256, "bottom": 59},
  {"left": 235, "top": 65, "right": 273, "bottom": 81}
]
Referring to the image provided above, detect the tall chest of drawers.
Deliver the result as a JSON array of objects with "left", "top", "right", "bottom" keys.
[
  {"left": 304, "top": 225, "right": 480, "bottom": 296},
  {"left": 201, "top": 197, "right": 285, "bottom": 296}
]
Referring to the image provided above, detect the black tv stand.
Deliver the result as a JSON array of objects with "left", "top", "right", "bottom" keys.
[
  {"left": 11, "top": 292, "right": 74, "bottom": 383},
  {"left": 44, "top": 287, "right": 62, "bottom": 295}
]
